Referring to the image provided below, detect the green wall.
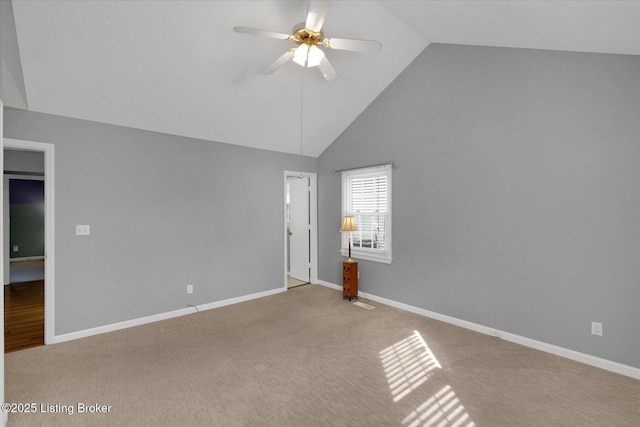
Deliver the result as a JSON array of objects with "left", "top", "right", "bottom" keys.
[{"left": 9, "top": 179, "right": 44, "bottom": 258}]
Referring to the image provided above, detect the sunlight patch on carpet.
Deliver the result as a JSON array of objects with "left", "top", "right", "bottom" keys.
[
  {"left": 401, "top": 385, "right": 476, "bottom": 427},
  {"left": 379, "top": 330, "right": 441, "bottom": 402}
]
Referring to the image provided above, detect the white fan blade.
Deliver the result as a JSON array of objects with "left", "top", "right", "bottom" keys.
[
  {"left": 316, "top": 56, "right": 337, "bottom": 81},
  {"left": 233, "top": 26, "right": 292, "bottom": 41},
  {"left": 305, "top": 0, "right": 330, "bottom": 32},
  {"left": 264, "top": 49, "right": 296, "bottom": 74},
  {"left": 323, "top": 37, "right": 382, "bottom": 52}
]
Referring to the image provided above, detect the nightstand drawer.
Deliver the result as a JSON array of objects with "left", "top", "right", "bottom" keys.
[{"left": 342, "top": 262, "right": 358, "bottom": 300}]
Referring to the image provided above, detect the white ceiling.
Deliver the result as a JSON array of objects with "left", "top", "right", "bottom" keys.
[{"left": 5, "top": 1, "right": 639, "bottom": 157}]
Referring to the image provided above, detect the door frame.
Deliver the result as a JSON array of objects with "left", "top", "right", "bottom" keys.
[
  {"left": 283, "top": 171, "right": 317, "bottom": 288},
  {"left": 3, "top": 138, "right": 55, "bottom": 344}
]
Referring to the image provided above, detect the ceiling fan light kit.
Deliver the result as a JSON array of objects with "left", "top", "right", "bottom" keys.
[
  {"left": 293, "top": 44, "right": 325, "bottom": 67},
  {"left": 233, "top": 0, "right": 381, "bottom": 81}
]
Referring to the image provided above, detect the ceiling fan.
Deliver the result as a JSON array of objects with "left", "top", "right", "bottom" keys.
[{"left": 233, "top": 0, "right": 381, "bottom": 81}]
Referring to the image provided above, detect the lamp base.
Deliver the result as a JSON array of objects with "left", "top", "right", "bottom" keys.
[{"left": 345, "top": 257, "right": 355, "bottom": 263}]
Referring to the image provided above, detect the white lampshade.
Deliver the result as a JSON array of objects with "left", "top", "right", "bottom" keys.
[{"left": 339, "top": 215, "right": 358, "bottom": 232}]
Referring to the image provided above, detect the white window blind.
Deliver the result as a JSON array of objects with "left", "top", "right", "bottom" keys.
[{"left": 342, "top": 165, "right": 392, "bottom": 263}]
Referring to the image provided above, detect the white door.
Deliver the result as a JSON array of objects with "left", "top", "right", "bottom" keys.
[{"left": 288, "top": 176, "right": 309, "bottom": 282}]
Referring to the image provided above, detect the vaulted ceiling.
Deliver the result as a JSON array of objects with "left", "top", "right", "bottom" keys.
[{"left": 2, "top": 1, "right": 638, "bottom": 157}]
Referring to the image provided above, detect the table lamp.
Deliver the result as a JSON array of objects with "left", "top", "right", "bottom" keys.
[{"left": 339, "top": 215, "right": 358, "bottom": 263}]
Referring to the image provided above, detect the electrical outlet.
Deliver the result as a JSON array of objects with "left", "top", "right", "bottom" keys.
[
  {"left": 187, "top": 284, "right": 193, "bottom": 294},
  {"left": 76, "top": 225, "right": 90, "bottom": 236},
  {"left": 591, "top": 322, "right": 603, "bottom": 336}
]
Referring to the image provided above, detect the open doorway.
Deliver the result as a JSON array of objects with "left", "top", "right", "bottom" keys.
[
  {"left": 4, "top": 150, "right": 44, "bottom": 352},
  {"left": 4, "top": 156, "right": 44, "bottom": 352},
  {"left": 3, "top": 139, "right": 55, "bottom": 351},
  {"left": 287, "top": 174, "right": 310, "bottom": 287},
  {"left": 284, "top": 171, "right": 317, "bottom": 289}
]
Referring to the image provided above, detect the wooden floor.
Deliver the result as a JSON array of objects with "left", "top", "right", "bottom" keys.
[{"left": 4, "top": 280, "right": 44, "bottom": 353}]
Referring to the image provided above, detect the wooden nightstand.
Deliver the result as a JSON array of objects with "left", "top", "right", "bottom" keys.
[{"left": 342, "top": 261, "right": 358, "bottom": 301}]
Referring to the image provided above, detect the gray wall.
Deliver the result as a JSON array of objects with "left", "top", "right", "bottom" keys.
[
  {"left": 318, "top": 44, "right": 640, "bottom": 368},
  {"left": 4, "top": 149, "right": 44, "bottom": 174},
  {"left": 3, "top": 107, "right": 316, "bottom": 335}
]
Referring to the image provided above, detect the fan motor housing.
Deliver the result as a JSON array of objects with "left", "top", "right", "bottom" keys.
[{"left": 292, "top": 24, "right": 323, "bottom": 46}]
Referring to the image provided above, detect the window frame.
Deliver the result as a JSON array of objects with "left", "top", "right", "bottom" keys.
[{"left": 341, "top": 164, "right": 392, "bottom": 264}]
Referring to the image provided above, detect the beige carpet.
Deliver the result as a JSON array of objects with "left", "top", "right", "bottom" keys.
[{"left": 5, "top": 285, "right": 639, "bottom": 426}]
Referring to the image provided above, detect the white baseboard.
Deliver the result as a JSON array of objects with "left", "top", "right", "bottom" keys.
[
  {"left": 10, "top": 256, "right": 45, "bottom": 262},
  {"left": 50, "top": 287, "right": 287, "bottom": 345},
  {"left": 317, "top": 280, "right": 342, "bottom": 291},
  {"left": 196, "top": 288, "right": 286, "bottom": 311},
  {"left": 316, "top": 280, "right": 640, "bottom": 380}
]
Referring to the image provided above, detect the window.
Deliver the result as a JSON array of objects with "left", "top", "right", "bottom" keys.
[{"left": 342, "top": 164, "right": 392, "bottom": 264}]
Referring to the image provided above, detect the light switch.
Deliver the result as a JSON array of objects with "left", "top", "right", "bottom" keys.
[{"left": 76, "top": 225, "right": 90, "bottom": 236}]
